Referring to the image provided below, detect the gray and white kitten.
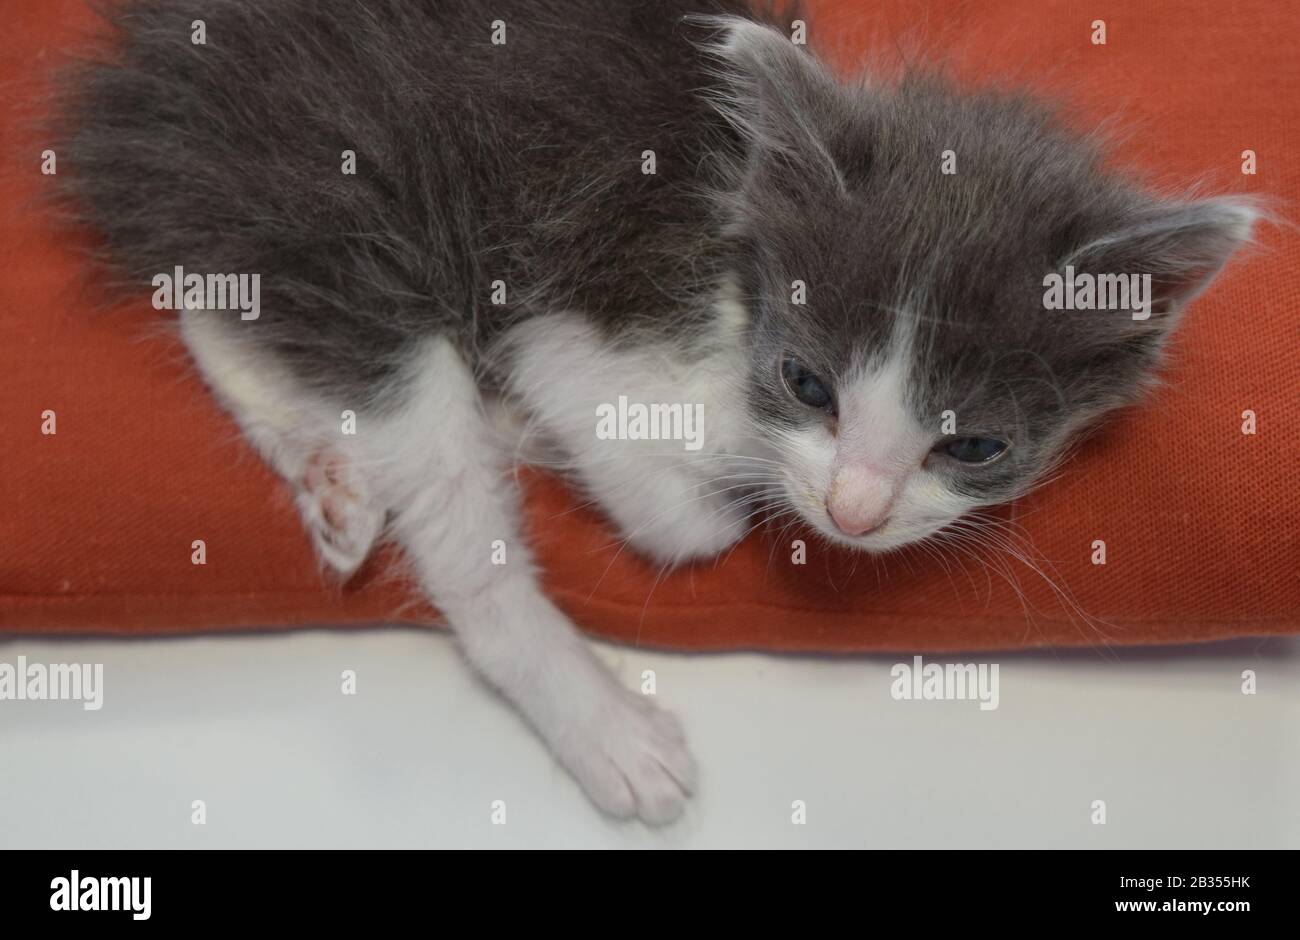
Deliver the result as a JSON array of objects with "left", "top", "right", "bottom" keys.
[{"left": 59, "top": 0, "right": 1255, "bottom": 823}]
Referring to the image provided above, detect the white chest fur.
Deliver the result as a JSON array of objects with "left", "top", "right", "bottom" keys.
[{"left": 495, "top": 298, "right": 769, "bottom": 565}]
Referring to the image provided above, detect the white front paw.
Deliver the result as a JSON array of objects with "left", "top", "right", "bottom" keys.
[
  {"left": 620, "top": 492, "right": 750, "bottom": 567},
  {"left": 555, "top": 682, "right": 696, "bottom": 825}
]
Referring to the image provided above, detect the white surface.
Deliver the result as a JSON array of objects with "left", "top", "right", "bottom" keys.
[{"left": 1, "top": 629, "right": 1296, "bottom": 848}]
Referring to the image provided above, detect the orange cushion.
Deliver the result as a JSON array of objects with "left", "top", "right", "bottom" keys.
[{"left": 2, "top": 0, "right": 1296, "bottom": 651}]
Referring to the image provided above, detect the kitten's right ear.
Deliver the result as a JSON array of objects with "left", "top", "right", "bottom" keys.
[
  {"left": 689, "top": 15, "right": 848, "bottom": 193},
  {"left": 1064, "top": 196, "right": 1261, "bottom": 328},
  {"left": 1052, "top": 195, "right": 1262, "bottom": 409}
]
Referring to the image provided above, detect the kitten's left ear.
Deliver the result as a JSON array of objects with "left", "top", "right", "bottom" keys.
[
  {"left": 1064, "top": 196, "right": 1260, "bottom": 328},
  {"left": 690, "top": 15, "right": 848, "bottom": 192}
]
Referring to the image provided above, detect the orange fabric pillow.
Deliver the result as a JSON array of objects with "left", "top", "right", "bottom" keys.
[{"left": 2, "top": 0, "right": 1296, "bottom": 651}]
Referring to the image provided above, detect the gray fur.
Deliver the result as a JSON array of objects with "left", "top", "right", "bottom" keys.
[{"left": 56, "top": 0, "right": 1256, "bottom": 503}]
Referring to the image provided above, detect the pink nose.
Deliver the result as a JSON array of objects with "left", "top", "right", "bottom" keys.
[{"left": 826, "top": 465, "right": 894, "bottom": 536}]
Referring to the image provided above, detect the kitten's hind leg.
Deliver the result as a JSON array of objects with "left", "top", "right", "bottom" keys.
[
  {"left": 178, "top": 311, "right": 384, "bottom": 578},
  {"left": 369, "top": 338, "right": 696, "bottom": 824}
]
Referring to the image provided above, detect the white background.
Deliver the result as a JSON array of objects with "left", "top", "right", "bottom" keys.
[{"left": 1, "top": 629, "right": 1295, "bottom": 848}]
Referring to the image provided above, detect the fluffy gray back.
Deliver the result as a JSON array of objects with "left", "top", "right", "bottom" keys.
[{"left": 57, "top": 0, "right": 767, "bottom": 401}]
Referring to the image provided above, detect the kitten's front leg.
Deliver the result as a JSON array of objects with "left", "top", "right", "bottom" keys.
[{"left": 378, "top": 340, "right": 696, "bottom": 824}]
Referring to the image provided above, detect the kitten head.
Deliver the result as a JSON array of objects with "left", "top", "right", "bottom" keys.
[{"left": 703, "top": 18, "right": 1258, "bottom": 550}]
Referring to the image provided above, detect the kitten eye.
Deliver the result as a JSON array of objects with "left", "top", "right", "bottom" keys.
[
  {"left": 939, "top": 437, "right": 1010, "bottom": 464},
  {"left": 781, "top": 357, "right": 835, "bottom": 415}
]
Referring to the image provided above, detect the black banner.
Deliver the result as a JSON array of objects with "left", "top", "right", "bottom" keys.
[{"left": 0, "top": 849, "right": 1287, "bottom": 926}]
